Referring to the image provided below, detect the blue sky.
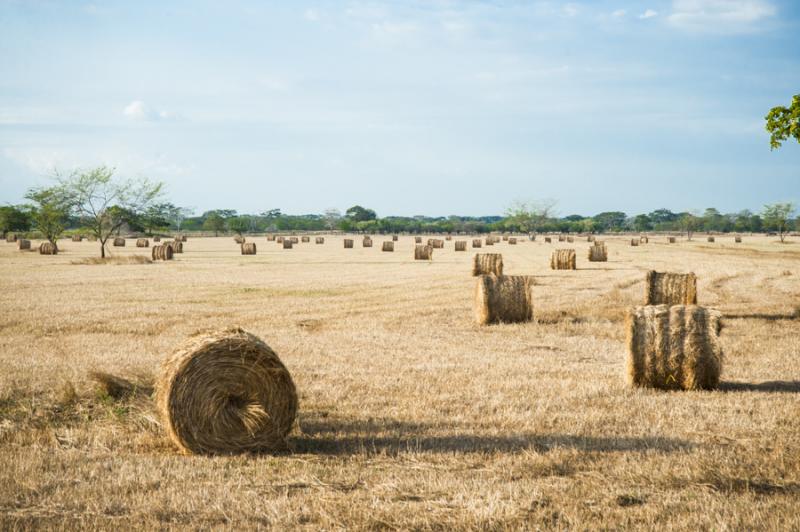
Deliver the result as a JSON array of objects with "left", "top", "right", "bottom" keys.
[{"left": 1, "top": 0, "right": 798, "bottom": 217}]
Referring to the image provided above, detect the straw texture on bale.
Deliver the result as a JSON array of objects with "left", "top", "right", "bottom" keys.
[
  {"left": 668, "top": 237, "right": 676, "bottom": 243},
  {"left": 167, "top": 241, "right": 183, "bottom": 254},
  {"left": 474, "top": 275, "right": 533, "bottom": 325},
  {"left": 241, "top": 242, "right": 257, "bottom": 255},
  {"left": 502, "top": 235, "right": 509, "bottom": 241},
  {"left": 17, "top": 239, "right": 31, "bottom": 250},
  {"left": 151, "top": 244, "right": 174, "bottom": 261},
  {"left": 428, "top": 239, "right": 444, "bottom": 249},
  {"left": 558, "top": 235, "right": 566, "bottom": 242},
  {"left": 362, "top": 237, "right": 373, "bottom": 248},
  {"left": 5, "top": 234, "right": 16, "bottom": 243},
  {"left": 631, "top": 239, "right": 639, "bottom": 247},
  {"left": 153, "top": 236, "right": 161, "bottom": 242},
  {"left": 283, "top": 240, "right": 293, "bottom": 249},
  {"left": 267, "top": 234, "right": 276, "bottom": 241},
  {"left": 174, "top": 235, "right": 187, "bottom": 242},
  {"left": 472, "top": 253, "right": 503, "bottom": 276},
  {"left": 588, "top": 243, "right": 607, "bottom": 262},
  {"left": 301, "top": 236, "right": 310, "bottom": 243},
  {"left": 113, "top": 237, "right": 125, "bottom": 247},
  {"left": 550, "top": 249, "right": 576, "bottom": 270},
  {"left": 39, "top": 242, "right": 57, "bottom": 255},
  {"left": 472, "top": 239, "right": 482, "bottom": 248},
  {"left": 567, "top": 236, "right": 574, "bottom": 243},
  {"left": 414, "top": 245, "right": 433, "bottom": 260},
  {"left": 156, "top": 327, "right": 298, "bottom": 455},
  {"left": 485, "top": 238, "right": 494, "bottom": 246},
  {"left": 414, "top": 236, "right": 422, "bottom": 244},
  {"left": 455, "top": 241, "right": 467, "bottom": 251},
  {"left": 382, "top": 241, "right": 394, "bottom": 252},
  {"left": 392, "top": 235, "right": 398, "bottom": 241},
  {"left": 72, "top": 235, "right": 82, "bottom": 242},
  {"left": 626, "top": 305, "right": 722, "bottom": 391},
  {"left": 276, "top": 236, "right": 284, "bottom": 243},
  {"left": 640, "top": 236, "right": 649, "bottom": 244},
  {"left": 707, "top": 236, "right": 715, "bottom": 242},
  {"left": 315, "top": 237, "right": 324, "bottom": 244},
  {"left": 508, "top": 238, "right": 517, "bottom": 245},
  {"left": 545, "top": 237, "right": 552, "bottom": 243},
  {"left": 344, "top": 239, "right": 354, "bottom": 248},
  {"left": 735, "top": 236, "right": 742, "bottom": 243},
  {"left": 136, "top": 238, "right": 149, "bottom": 248},
  {"left": 644, "top": 271, "right": 697, "bottom": 305}
]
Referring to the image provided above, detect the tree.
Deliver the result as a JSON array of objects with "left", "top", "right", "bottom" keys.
[
  {"left": 632, "top": 214, "right": 652, "bottom": 232},
  {"left": 762, "top": 202, "right": 796, "bottom": 242},
  {"left": 679, "top": 212, "right": 701, "bottom": 240},
  {"left": 323, "top": 208, "right": 342, "bottom": 230},
  {"left": 345, "top": 205, "right": 377, "bottom": 222},
  {"left": 504, "top": 199, "right": 557, "bottom": 234},
  {"left": 56, "top": 166, "right": 163, "bottom": 258},
  {"left": 0, "top": 205, "right": 33, "bottom": 237},
  {"left": 593, "top": 211, "right": 627, "bottom": 232},
  {"left": 765, "top": 94, "right": 800, "bottom": 149},
  {"left": 25, "top": 185, "right": 73, "bottom": 245},
  {"left": 203, "top": 212, "right": 226, "bottom": 236},
  {"left": 139, "top": 202, "right": 180, "bottom": 234},
  {"left": 226, "top": 216, "right": 249, "bottom": 236}
]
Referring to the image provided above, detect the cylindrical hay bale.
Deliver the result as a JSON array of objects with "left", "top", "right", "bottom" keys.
[
  {"left": 529, "top": 235, "right": 536, "bottom": 241},
  {"left": 234, "top": 235, "right": 245, "bottom": 244},
  {"left": 39, "top": 242, "right": 58, "bottom": 255},
  {"left": 626, "top": 305, "right": 722, "bottom": 391},
  {"left": 5, "top": 234, "right": 17, "bottom": 243},
  {"left": 153, "top": 236, "right": 161, "bottom": 242},
  {"left": 113, "top": 237, "right": 125, "bottom": 247},
  {"left": 17, "top": 239, "right": 31, "bottom": 250},
  {"left": 455, "top": 241, "right": 467, "bottom": 251},
  {"left": 315, "top": 237, "right": 324, "bottom": 244},
  {"left": 644, "top": 271, "right": 697, "bottom": 305},
  {"left": 136, "top": 238, "right": 149, "bottom": 248},
  {"left": 508, "top": 238, "right": 517, "bottom": 245},
  {"left": 446, "top": 235, "right": 452, "bottom": 241},
  {"left": 301, "top": 236, "right": 310, "bottom": 243},
  {"left": 472, "top": 239, "right": 482, "bottom": 248},
  {"left": 267, "top": 234, "right": 276, "bottom": 241},
  {"left": 344, "top": 239, "right": 354, "bottom": 248},
  {"left": 414, "top": 236, "right": 422, "bottom": 244},
  {"left": 427, "top": 239, "right": 444, "bottom": 249},
  {"left": 545, "top": 237, "right": 552, "bottom": 243},
  {"left": 392, "top": 235, "right": 399, "bottom": 241},
  {"left": 168, "top": 241, "right": 183, "bottom": 254},
  {"left": 550, "top": 249, "right": 576, "bottom": 270},
  {"left": 640, "top": 236, "right": 649, "bottom": 244},
  {"left": 382, "top": 241, "right": 394, "bottom": 252},
  {"left": 283, "top": 240, "right": 293, "bottom": 249},
  {"left": 558, "top": 235, "right": 566, "bottom": 242},
  {"left": 363, "top": 237, "right": 373, "bottom": 248},
  {"left": 152, "top": 244, "right": 174, "bottom": 261},
  {"left": 72, "top": 235, "right": 82, "bottom": 242},
  {"left": 290, "top": 237, "right": 299, "bottom": 244},
  {"left": 735, "top": 236, "right": 742, "bottom": 243},
  {"left": 241, "top": 242, "right": 257, "bottom": 255},
  {"left": 668, "top": 237, "right": 676, "bottom": 243},
  {"left": 567, "top": 236, "right": 574, "bottom": 243},
  {"left": 174, "top": 234, "right": 187, "bottom": 242},
  {"left": 587, "top": 243, "right": 607, "bottom": 262},
  {"left": 630, "top": 239, "right": 639, "bottom": 247},
  {"left": 587, "top": 235, "right": 595, "bottom": 242},
  {"left": 707, "top": 236, "right": 715, "bottom": 243},
  {"left": 484, "top": 238, "right": 494, "bottom": 246},
  {"left": 156, "top": 327, "right": 298, "bottom": 455},
  {"left": 414, "top": 245, "right": 433, "bottom": 260},
  {"left": 472, "top": 253, "right": 503, "bottom": 276},
  {"left": 474, "top": 275, "right": 533, "bottom": 325},
  {"left": 276, "top": 236, "right": 284, "bottom": 243},
  {"left": 502, "top": 235, "right": 509, "bottom": 241}
]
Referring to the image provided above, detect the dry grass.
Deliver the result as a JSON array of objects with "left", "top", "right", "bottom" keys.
[
  {"left": 71, "top": 255, "right": 153, "bottom": 265},
  {"left": 1, "top": 235, "right": 799, "bottom": 529}
]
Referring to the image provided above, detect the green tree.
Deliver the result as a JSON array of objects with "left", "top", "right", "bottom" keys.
[
  {"left": 25, "top": 185, "right": 73, "bottom": 245},
  {"left": 504, "top": 199, "right": 557, "bottom": 234},
  {"left": 765, "top": 94, "right": 800, "bottom": 149},
  {"left": 679, "top": 212, "right": 701, "bottom": 240},
  {"left": 203, "top": 212, "right": 226, "bottom": 236},
  {"left": 0, "top": 205, "right": 33, "bottom": 237},
  {"left": 226, "top": 216, "right": 249, "bottom": 236},
  {"left": 593, "top": 211, "right": 627, "bottom": 232},
  {"left": 345, "top": 205, "right": 377, "bottom": 222},
  {"left": 632, "top": 214, "right": 652, "bottom": 232},
  {"left": 762, "top": 202, "right": 796, "bottom": 242}
]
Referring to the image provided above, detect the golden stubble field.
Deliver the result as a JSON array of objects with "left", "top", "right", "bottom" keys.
[{"left": 1, "top": 235, "right": 799, "bottom": 530}]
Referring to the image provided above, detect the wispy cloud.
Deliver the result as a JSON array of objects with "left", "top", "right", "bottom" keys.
[
  {"left": 123, "top": 101, "right": 180, "bottom": 122},
  {"left": 639, "top": 9, "right": 659, "bottom": 19},
  {"left": 668, "top": 0, "right": 776, "bottom": 33},
  {"left": 612, "top": 9, "right": 627, "bottom": 18}
]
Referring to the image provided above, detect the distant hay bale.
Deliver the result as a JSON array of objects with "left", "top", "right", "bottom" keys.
[
  {"left": 508, "top": 238, "right": 517, "bottom": 245},
  {"left": 587, "top": 235, "right": 595, "bottom": 242},
  {"left": 474, "top": 275, "right": 533, "bottom": 325},
  {"left": 414, "top": 236, "right": 422, "bottom": 244},
  {"left": 414, "top": 244, "right": 433, "bottom": 260},
  {"left": 344, "top": 239, "right": 354, "bottom": 248},
  {"left": 290, "top": 237, "right": 299, "bottom": 244},
  {"left": 485, "top": 238, "right": 494, "bottom": 246},
  {"left": 234, "top": 235, "right": 245, "bottom": 244},
  {"left": 5, "top": 234, "right": 16, "bottom": 243},
  {"left": 455, "top": 241, "right": 467, "bottom": 251},
  {"left": 529, "top": 235, "right": 536, "bottom": 241},
  {"left": 151, "top": 244, "right": 174, "bottom": 261},
  {"left": 472, "top": 253, "right": 503, "bottom": 276},
  {"left": 301, "top": 236, "right": 310, "bottom": 243},
  {"left": 428, "top": 239, "right": 444, "bottom": 249},
  {"left": 558, "top": 235, "right": 566, "bottom": 242},
  {"left": 362, "top": 237, "right": 373, "bottom": 247},
  {"left": 392, "top": 235, "right": 398, "bottom": 241},
  {"left": 167, "top": 241, "right": 183, "bottom": 254},
  {"left": 283, "top": 240, "right": 293, "bottom": 249},
  {"left": 39, "top": 242, "right": 58, "bottom": 255},
  {"left": 640, "top": 236, "right": 649, "bottom": 244},
  {"left": 136, "top": 238, "right": 149, "bottom": 248},
  {"left": 382, "top": 241, "right": 394, "bottom": 252},
  {"left": 630, "top": 239, "right": 639, "bottom": 247},
  {"left": 644, "top": 271, "right": 697, "bottom": 305},
  {"left": 72, "top": 235, "right": 83, "bottom": 242},
  {"left": 707, "top": 236, "right": 715, "bottom": 243},
  {"left": 241, "top": 242, "right": 257, "bottom": 255},
  {"left": 502, "top": 235, "right": 509, "bottom": 241},
  {"left": 17, "top": 239, "right": 31, "bottom": 250},
  {"left": 472, "top": 239, "right": 482, "bottom": 248},
  {"left": 550, "top": 249, "right": 576, "bottom": 270},
  {"left": 315, "top": 237, "right": 324, "bottom": 244},
  {"left": 735, "top": 236, "right": 742, "bottom": 243},
  {"left": 266, "top": 234, "right": 275, "bottom": 241},
  {"left": 446, "top": 235, "right": 452, "bottom": 241},
  {"left": 545, "top": 237, "right": 552, "bottom": 243},
  {"left": 113, "top": 237, "right": 125, "bottom": 247},
  {"left": 588, "top": 243, "right": 607, "bottom": 262},
  {"left": 668, "top": 237, "right": 676, "bottom": 243},
  {"left": 174, "top": 234, "right": 187, "bottom": 242},
  {"left": 626, "top": 305, "right": 722, "bottom": 391},
  {"left": 153, "top": 236, "right": 161, "bottom": 242},
  {"left": 276, "top": 236, "right": 284, "bottom": 243},
  {"left": 566, "top": 236, "right": 574, "bottom": 243},
  {"left": 156, "top": 327, "right": 298, "bottom": 455}
]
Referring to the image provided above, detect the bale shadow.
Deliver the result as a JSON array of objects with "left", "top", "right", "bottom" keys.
[{"left": 719, "top": 381, "right": 800, "bottom": 393}]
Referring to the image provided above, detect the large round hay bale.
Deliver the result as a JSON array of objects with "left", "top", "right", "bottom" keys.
[
  {"left": 427, "top": 239, "right": 444, "bottom": 249},
  {"left": 241, "top": 242, "right": 257, "bottom": 255},
  {"left": 5, "top": 233, "right": 17, "bottom": 243},
  {"left": 414, "top": 236, "right": 422, "bottom": 244},
  {"left": 508, "top": 238, "right": 517, "bottom": 245},
  {"left": 472, "top": 253, "right": 503, "bottom": 276},
  {"left": 153, "top": 236, "right": 161, "bottom": 242},
  {"left": 640, "top": 236, "right": 649, "bottom": 244},
  {"left": 707, "top": 236, "right": 715, "bottom": 243},
  {"left": 626, "top": 305, "right": 722, "bottom": 391},
  {"left": 588, "top": 243, "right": 607, "bottom": 262},
  {"left": 550, "top": 249, "right": 576, "bottom": 270},
  {"left": 630, "top": 239, "right": 639, "bottom": 247},
  {"left": 152, "top": 244, "right": 174, "bottom": 261},
  {"left": 72, "top": 235, "right": 83, "bottom": 242},
  {"left": 668, "top": 236, "right": 676, "bottom": 243},
  {"left": 344, "top": 239, "right": 354, "bottom": 248},
  {"left": 392, "top": 235, "right": 398, "bottom": 242},
  {"left": 113, "top": 237, "right": 125, "bottom": 247},
  {"left": 474, "top": 275, "right": 533, "bottom": 325},
  {"left": 382, "top": 241, "right": 394, "bottom": 252},
  {"left": 315, "top": 237, "right": 324, "bottom": 244},
  {"left": 544, "top": 237, "right": 552, "bottom": 243},
  {"left": 174, "top": 234, "right": 187, "bottom": 242},
  {"left": 362, "top": 237, "right": 373, "bottom": 248},
  {"left": 414, "top": 244, "right": 433, "bottom": 260},
  {"left": 558, "top": 235, "right": 566, "bottom": 242},
  {"left": 283, "top": 240, "right": 293, "bottom": 249},
  {"left": 156, "top": 328, "right": 298, "bottom": 455},
  {"left": 644, "top": 271, "right": 697, "bottom": 305},
  {"left": 17, "top": 239, "right": 31, "bottom": 250},
  {"left": 472, "top": 239, "right": 482, "bottom": 248},
  {"left": 566, "top": 236, "right": 574, "bottom": 243},
  {"left": 167, "top": 241, "right": 183, "bottom": 254},
  {"left": 39, "top": 241, "right": 57, "bottom": 255},
  {"left": 484, "top": 238, "right": 494, "bottom": 246},
  {"left": 455, "top": 241, "right": 467, "bottom": 251},
  {"left": 136, "top": 238, "right": 149, "bottom": 248},
  {"left": 734, "top": 236, "right": 742, "bottom": 243},
  {"left": 301, "top": 236, "right": 310, "bottom": 243},
  {"left": 234, "top": 235, "right": 245, "bottom": 244}
]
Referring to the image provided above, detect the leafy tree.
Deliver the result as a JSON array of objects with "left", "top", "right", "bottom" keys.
[
  {"left": 679, "top": 212, "right": 701, "bottom": 240},
  {"left": 632, "top": 214, "right": 652, "bottom": 232},
  {"left": 762, "top": 202, "right": 796, "bottom": 242},
  {"left": 24, "top": 186, "right": 72, "bottom": 244},
  {"left": 57, "top": 166, "right": 163, "bottom": 257},
  {"left": 765, "top": 94, "right": 800, "bottom": 149},
  {"left": 504, "top": 199, "right": 557, "bottom": 234},
  {"left": 345, "top": 205, "right": 377, "bottom": 222},
  {"left": 593, "top": 211, "right": 627, "bottom": 232},
  {"left": 0, "top": 205, "right": 33, "bottom": 237},
  {"left": 323, "top": 208, "right": 342, "bottom": 230},
  {"left": 203, "top": 212, "right": 226, "bottom": 236},
  {"left": 226, "top": 216, "right": 250, "bottom": 236}
]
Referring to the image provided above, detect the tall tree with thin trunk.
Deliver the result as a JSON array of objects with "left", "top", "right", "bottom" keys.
[{"left": 762, "top": 202, "right": 796, "bottom": 243}]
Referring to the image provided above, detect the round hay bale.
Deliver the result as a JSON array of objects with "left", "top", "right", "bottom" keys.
[
  {"left": 156, "top": 328, "right": 298, "bottom": 455},
  {"left": 113, "top": 237, "right": 125, "bottom": 247},
  {"left": 668, "top": 236, "right": 676, "bottom": 243},
  {"left": 544, "top": 237, "right": 552, "bottom": 243},
  {"left": 136, "top": 238, "right": 149, "bottom": 248},
  {"left": 446, "top": 235, "right": 452, "bottom": 241},
  {"left": 707, "top": 236, "right": 715, "bottom": 243},
  {"left": 472, "top": 239, "right": 482, "bottom": 248},
  {"left": 427, "top": 239, "right": 444, "bottom": 249},
  {"left": 508, "top": 237, "right": 517, "bottom": 245},
  {"left": 587, "top": 235, "right": 595, "bottom": 242},
  {"left": 174, "top": 234, "right": 187, "bottom": 242},
  {"left": 734, "top": 236, "right": 742, "bottom": 243},
  {"left": 472, "top": 253, "right": 503, "bottom": 276},
  {"left": 315, "top": 237, "right": 325, "bottom": 244},
  {"left": 168, "top": 241, "right": 183, "bottom": 254},
  {"left": 644, "top": 271, "right": 697, "bottom": 306},
  {"left": 152, "top": 244, "right": 174, "bottom": 261},
  {"left": 362, "top": 237, "right": 373, "bottom": 248},
  {"left": 558, "top": 235, "right": 566, "bottom": 242},
  {"left": 630, "top": 239, "right": 639, "bottom": 247},
  {"left": 626, "top": 305, "right": 722, "bottom": 391},
  {"left": 282, "top": 239, "right": 293, "bottom": 249},
  {"left": 17, "top": 239, "right": 31, "bottom": 250},
  {"left": 39, "top": 241, "right": 57, "bottom": 255},
  {"left": 5, "top": 233, "right": 17, "bottom": 243},
  {"left": 344, "top": 239, "right": 354, "bottom": 248},
  {"left": 276, "top": 236, "right": 284, "bottom": 243},
  {"left": 301, "top": 236, "right": 310, "bottom": 243},
  {"left": 455, "top": 240, "right": 467, "bottom": 251},
  {"left": 474, "top": 275, "right": 533, "bottom": 325},
  {"left": 414, "top": 236, "right": 422, "bottom": 244},
  {"left": 241, "top": 242, "right": 257, "bottom": 255},
  {"left": 392, "top": 235, "right": 399, "bottom": 241},
  {"left": 566, "top": 236, "right": 574, "bottom": 243},
  {"left": 484, "top": 238, "right": 494, "bottom": 246},
  {"left": 72, "top": 235, "right": 83, "bottom": 242},
  {"left": 234, "top": 235, "right": 245, "bottom": 244},
  {"left": 550, "top": 249, "right": 576, "bottom": 270},
  {"left": 267, "top": 234, "right": 276, "bottom": 241},
  {"left": 640, "top": 236, "right": 649, "bottom": 244},
  {"left": 588, "top": 243, "right": 607, "bottom": 262},
  {"left": 290, "top": 237, "right": 299, "bottom": 244},
  {"left": 382, "top": 241, "right": 394, "bottom": 252},
  {"left": 414, "top": 244, "right": 433, "bottom": 260},
  {"left": 502, "top": 235, "right": 509, "bottom": 241},
  {"left": 153, "top": 236, "right": 161, "bottom": 242}
]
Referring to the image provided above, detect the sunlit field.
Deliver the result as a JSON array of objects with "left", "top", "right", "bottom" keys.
[{"left": 1, "top": 235, "right": 799, "bottom": 529}]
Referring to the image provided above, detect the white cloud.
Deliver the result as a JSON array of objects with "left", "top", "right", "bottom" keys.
[
  {"left": 563, "top": 4, "right": 579, "bottom": 17},
  {"left": 639, "top": 9, "right": 659, "bottom": 19},
  {"left": 123, "top": 100, "right": 179, "bottom": 122},
  {"left": 612, "top": 9, "right": 627, "bottom": 18},
  {"left": 304, "top": 8, "right": 321, "bottom": 22},
  {"left": 668, "top": 0, "right": 776, "bottom": 32}
]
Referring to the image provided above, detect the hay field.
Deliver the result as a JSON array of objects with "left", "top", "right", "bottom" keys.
[{"left": 1, "top": 235, "right": 799, "bottom": 529}]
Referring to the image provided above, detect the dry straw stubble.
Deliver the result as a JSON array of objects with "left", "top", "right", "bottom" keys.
[{"left": 474, "top": 275, "right": 534, "bottom": 325}]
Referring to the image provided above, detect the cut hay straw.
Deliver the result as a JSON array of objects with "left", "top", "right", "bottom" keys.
[
  {"left": 558, "top": 235, "right": 566, "bottom": 242},
  {"left": 472, "top": 239, "right": 482, "bottom": 248},
  {"left": 626, "top": 305, "right": 722, "bottom": 391},
  {"left": 588, "top": 243, "right": 607, "bottom": 262},
  {"left": 645, "top": 271, "right": 697, "bottom": 305},
  {"left": 90, "top": 371, "right": 153, "bottom": 400},
  {"left": 587, "top": 235, "right": 595, "bottom": 242},
  {"left": 392, "top": 235, "right": 399, "bottom": 241},
  {"left": 472, "top": 253, "right": 503, "bottom": 276},
  {"left": 640, "top": 236, "right": 648, "bottom": 244},
  {"left": 234, "top": 235, "right": 245, "bottom": 244},
  {"left": 566, "top": 236, "right": 574, "bottom": 243},
  {"left": 168, "top": 241, "right": 183, "bottom": 254},
  {"left": 414, "top": 244, "right": 433, "bottom": 260},
  {"left": 113, "top": 237, "right": 126, "bottom": 247},
  {"left": 315, "top": 237, "right": 324, "bottom": 244},
  {"left": 283, "top": 240, "right": 293, "bottom": 249},
  {"left": 136, "top": 238, "right": 149, "bottom": 248},
  {"left": 276, "top": 236, "right": 284, "bottom": 243},
  {"left": 73, "top": 255, "right": 152, "bottom": 265},
  {"left": 485, "top": 238, "right": 494, "bottom": 246},
  {"left": 290, "top": 237, "right": 299, "bottom": 244},
  {"left": 156, "top": 327, "right": 298, "bottom": 455},
  {"left": 174, "top": 234, "right": 187, "bottom": 242},
  {"left": 241, "top": 242, "right": 257, "bottom": 255},
  {"left": 363, "top": 237, "right": 373, "bottom": 248},
  {"left": 550, "top": 249, "right": 576, "bottom": 270},
  {"left": 344, "top": 239, "right": 354, "bottom": 248},
  {"left": 5, "top": 234, "right": 17, "bottom": 243},
  {"left": 446, "top": 235, "right": 452, "bottom": 241},
  {"left": 502, "top": 235, "right": 509, "bottom": 241},
  {"left": 17, "top": 239, "right": 31, "bottom": 250},
  {"left": 151, "top": 244, "right": 174, "bottom": 261},
  {"left": 382, "top": 241, "right": 394, "bottom": 252},
  {"left": 39, "top": 242, "right": 57, "bottom": 255},
  {"left": 474, "top": 275, "right": 534, "bottom": 325},
  {"left": 735, "top": 236, "right": 742, "bottom": 243},
  {"left": 455, "top": 240, "right": 467, "bottom": 251}
]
